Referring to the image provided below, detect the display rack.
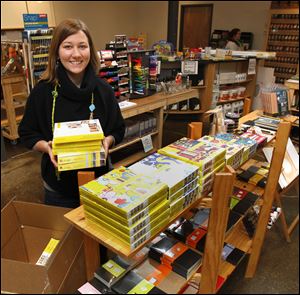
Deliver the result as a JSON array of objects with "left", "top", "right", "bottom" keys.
[
  {"left": 1, "top": 73, "right": 28, "bottom": 143},
  {"left": 22, "top": 29, "right": 53, "bottom": 90},
  {"left": 64, "top": 113, "right": 292, "bottom": 294},
  {"left": 127, "top": 49, "right": 157, "bottom": 98},
  {"left": 158, "top": 59, "right": 258, "bottom": 118},
  {"left": 264, "top": 8, "right": 299, "bottom": 84}
]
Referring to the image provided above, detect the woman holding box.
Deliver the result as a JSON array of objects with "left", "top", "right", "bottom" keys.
[{"left": 19, "top": 19, "right": 125, "bottom": 208}]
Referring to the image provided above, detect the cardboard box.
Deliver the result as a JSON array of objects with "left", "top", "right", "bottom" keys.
[{"left": 1, "top": 201, "right": 86, "bottom": 294}]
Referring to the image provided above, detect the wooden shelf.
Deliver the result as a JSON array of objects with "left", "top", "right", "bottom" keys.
[
  {"left": 218, "top": 79, "right": 253, "bottom": 85},
  {"left": 217, "top": 97, "right": 246, "bottom": 105},
  {"left": 274, "top": 72, "right": 295, "bottom": 78},
  {"left": 269, "top": 30, "right": 299, "bottom": 35},
  {"left": 64, "top": 196, "right": 204, "bottom": 258},
  {"left": 109, "top": 131, "right": 158, "bottom": 153},
  {"left": 1, "top": 101, "right": 26, "bottom": 110},
  {"left": 191, "top": 85, "right": 207, "bottom": 89},
  {"left": 271, "top": 19, "right": 299, "bottom": 24},
  {"left": 268, "top": 41, "right": 299, "bottom": 46},
  {"left": 275, "top": 52, "right": 299, "bottom": 57},
  {"left": 164, "top": 110, "right": 204, "bottom": 115},
  {"left": 265, "top": 62, "right": 298, "bottom": 68},
  {"left": 1, "top": 114, "right": 23, "bottom": 127},
  {"left": 290, "top": 107, "right": 299, "bottom": 113},
  {"left": 219, "top": 222, "right": 252, "bottom": 279}
]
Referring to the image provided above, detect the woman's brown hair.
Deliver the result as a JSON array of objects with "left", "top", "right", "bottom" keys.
[{"left": 40, "top": 19, "right": 100, "bottom": 83}]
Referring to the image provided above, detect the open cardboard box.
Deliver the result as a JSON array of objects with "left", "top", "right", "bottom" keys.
[{"left": 1, "top": 200, "right": 86, "bottom": 293}]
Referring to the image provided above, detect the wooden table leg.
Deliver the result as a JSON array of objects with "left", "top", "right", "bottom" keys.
[{"left": 83, "top": 234, "right": 100, "bottom": 281}]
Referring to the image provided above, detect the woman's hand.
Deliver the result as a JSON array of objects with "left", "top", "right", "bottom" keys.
[
  {"left": 33, "top": 140, "right": 58, "bottom": 168},
  {"left": 47, "top": 141, "right": 58, "bottom": 168},
  {"left": 103, "top": 135, "right": 115, "bottom": 159}
]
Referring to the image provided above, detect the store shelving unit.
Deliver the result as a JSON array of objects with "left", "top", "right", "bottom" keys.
[
  {"left": 264, "top": 8, "right": 299, "bottom": 84},
  {"left": 65, "top": 113, "right": 292, "bottom": 293},
  {"left": 1, "top": 73, "right": 28, "bottom": 143},
  {"left": 22, "top": 29, "right": 53, "bottom": 90},
  {"left": 108, "top": 88, "right": 200, "bottom": 167}
]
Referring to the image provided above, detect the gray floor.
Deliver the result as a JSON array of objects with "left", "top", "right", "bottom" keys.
[{"left": 1, "top": 118, "right": 299, "bottom": 294}]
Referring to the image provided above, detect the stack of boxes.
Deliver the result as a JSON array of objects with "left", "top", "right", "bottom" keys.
[
  {"left": 199, "top": 135, "right": 244, "bottom": 169},
  {"left": 158, "top": 137, "right": 226, "bottom": 196},
  {"left": 215, "top": 133, "right": 258, "bottom": 164},
  {"left": 52, "top": 119, "right": 105, "bottom": 172},
  {"left": 79, "top": 166, "right": 170, "bottom": 250},
  {"left": 129, "top": 153, "right": 199, "bottom": 217}
]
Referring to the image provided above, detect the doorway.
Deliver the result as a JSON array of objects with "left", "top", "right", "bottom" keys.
[{"left": 179, "top": 4, "right": 213, "bottom": 50}]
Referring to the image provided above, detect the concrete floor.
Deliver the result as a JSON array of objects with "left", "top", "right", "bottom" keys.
[{"left": 1, "top": 118, "right": 299, "bottom": 294}]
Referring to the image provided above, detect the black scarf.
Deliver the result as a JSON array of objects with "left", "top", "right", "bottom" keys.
[{"left": 56, "top": 62, "right": 97, "bottom": 102}]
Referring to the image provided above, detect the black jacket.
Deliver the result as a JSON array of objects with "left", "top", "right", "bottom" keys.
[{"left": 18, "top": 63, "right": 125, "bottom": 199}]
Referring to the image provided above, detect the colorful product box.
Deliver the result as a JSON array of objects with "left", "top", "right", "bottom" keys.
[
  {"left": 129, "top": 153, "right": 199, "bottom": 196},
  {"left": 158, "top": 137, "right": 226, "bottom": 175},
  {"left": 80, "top": 174, "right": 168, "bottom": 219},
  {"left": 81, "top": 196, "right": 170, "bottom": 236}
]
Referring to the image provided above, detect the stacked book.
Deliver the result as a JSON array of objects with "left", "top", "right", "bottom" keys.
[
  {"left": 148, "top": 236, "right": 202, "bottom": 280},
  {"left": 129, "top": 153, "right": 199, "bottom": 217},
  {"left": 253, "top": 116, "right": 281, "bottom": 131},
  {"left": 94, "top": 247, "right": 149, "bottom": 288},
  {"left": 158, "top": 137, "right": 226, "bottom": 195},
  {"left": 79, "top": 166, "right": 170, "bottom": 250},
  {"left": 112, "top": 270, "right": 167, "bottom": 294},
  {"left": 215, "top": 133, "right": 258, "bottom": 164},
  {"left": 199, "top": 135, "right": 244, "bottom": 169},
  {"left": 52, "top": 119, "right": 105, "bottom": 171}
]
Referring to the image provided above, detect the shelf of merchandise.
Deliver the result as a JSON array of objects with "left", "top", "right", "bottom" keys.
[
  {"left": 264, "top": 62, "right": 298, "bottom": 68},
  {"left": 22, "top": 29, "right": 53, "bottom": 89},
  {"left": 268, "top": 41, "right": 298, "bottom": 46},
  {"left": 109, "top": 89, "right": 200, "bottom": 167},
  {"left": 265, "top": 8, "right": 299, "bottom": 84},
  {"left": 218, "top": 79, "right": 253, "bottom": 85},
  {"left": 217, "top": 97, "right": 246, "bottom": 105},
  {"left": 165, "top": 110, "right": 204, "bottom": 115},
  {"left": 65, "top": 111, "right": 292, "bottom": 293},
  {"left": 64, "top": 191, "right": 204, "bottom": 258},
  {"left": 270, "top": 18, "right": 299, "bottom": 24}
]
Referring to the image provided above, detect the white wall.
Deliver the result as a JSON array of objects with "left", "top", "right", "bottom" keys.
[
  {"left": 178, "top": 1, "right": 271, "bottom": 50},
  {"left": 52, "top": 1, "right": 168, "bottom": 50}
]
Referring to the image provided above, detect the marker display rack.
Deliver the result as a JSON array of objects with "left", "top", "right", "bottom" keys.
[
  {"left": 105, "top": 35, "right": 130, "bottom": 102},
  {"left": 127, "top": 49, "right": 157, "bottom": 99},
  {"left": 264, "top": 8, "right": 299, "bottom": 84},
  {"left": 22, "top": 29, "right": 53, "bottom": 90}
]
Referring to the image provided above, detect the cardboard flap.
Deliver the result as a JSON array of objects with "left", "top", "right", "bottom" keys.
[
  {"left": 13, "top": 201, "right": 71, "bottom": 231},
  {"left": 1, "top": 259, "right": 52, "bottom": 294},
  {"left": 1, "top": 202, "right": 20, "bottom": 249},
  {"left": 21, "top": 225, "right": 66, "bottom": 264},
  {"left": 57, "top": 245, "right": 86, "bottom": 294},
  {"left": 47, "top": 227, "right": 84, "bottom": 292},
  {"left": 1, "top": 227, "right": 28, "bottom": 262}
]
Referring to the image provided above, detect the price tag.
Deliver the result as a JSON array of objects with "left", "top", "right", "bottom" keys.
[
  {"left": 157, "top": 60, "right": 161, "bottom": 75},
  {"left": 141, "top": 134, "right": 153, "bottom": 153},
  {"left": 181, "top": 60, "right": 198, "bottom": 75},
  {"left": 248, "top": 58, "right": 256, "bottom": 75}
]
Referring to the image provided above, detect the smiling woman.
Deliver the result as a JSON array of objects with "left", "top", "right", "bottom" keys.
[{"left": 18, "top": 19, "right": 125, "bottom": 209}]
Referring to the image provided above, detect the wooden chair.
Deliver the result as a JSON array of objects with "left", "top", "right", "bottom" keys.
[
  {"left": 187, "top": 122, "right": 203, "bottom": 139},
  {"left": 243, "top": 97, "right": 252, "bottom": 116}
]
